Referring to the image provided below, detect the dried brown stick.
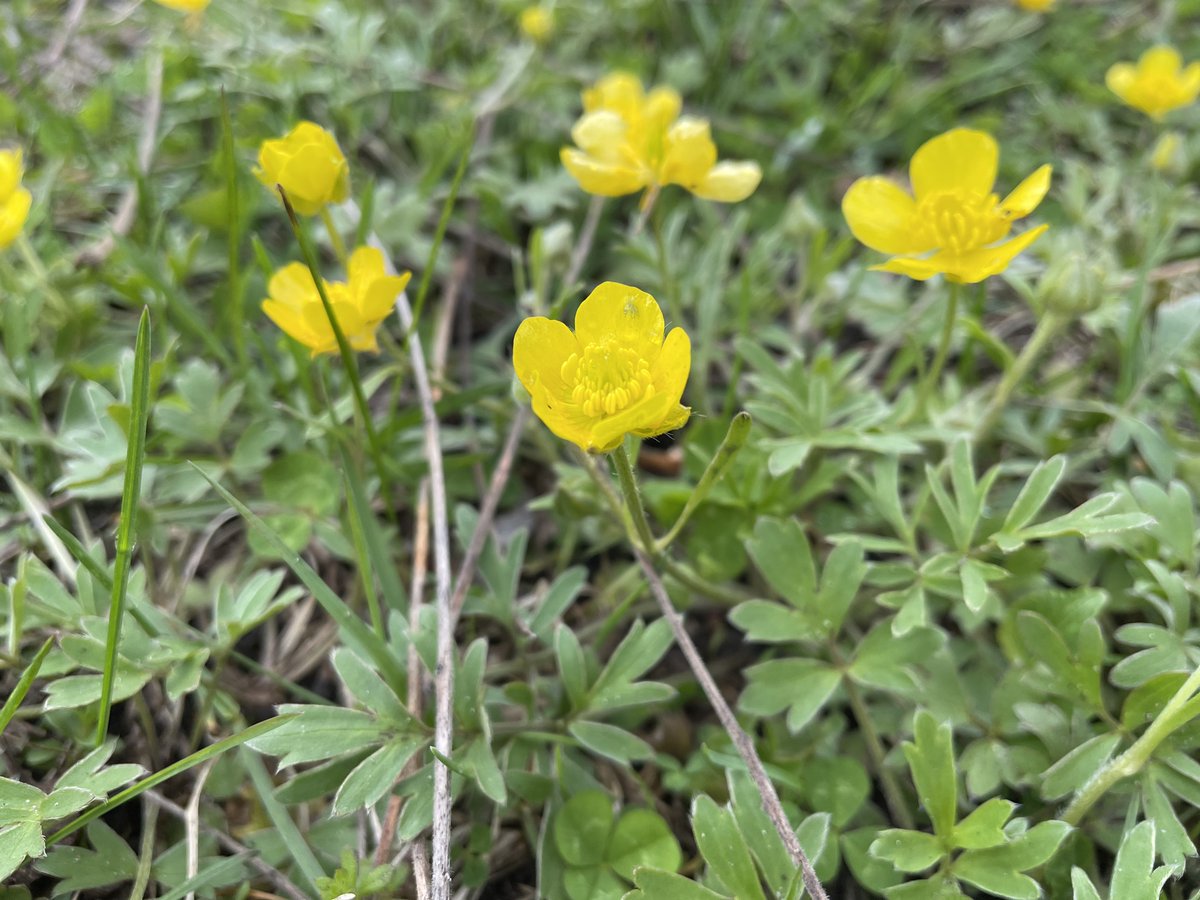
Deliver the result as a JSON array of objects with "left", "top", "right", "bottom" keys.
[{"left": 632, "top": 549, "right": 830, "bottom": 900}]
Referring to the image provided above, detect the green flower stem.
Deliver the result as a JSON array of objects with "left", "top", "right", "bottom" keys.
[
  {"left": 974, "top": 311, "right": 1064, "bottom": 442},
  {"left": 656, "top": 411, "right": 751, "bottom": 553},
  {"left": 277, "top": 186, "right": 397, "bottom": 524},
  {"left": 1063, "top": 661, "right": 1200, "bottom": 826},
  {"left": 613, "top": 443, "right": 658, "bottom": 552},
  {"left": 320, "top": 206, "right": 349, "bottom": 267},
  {"left": 915, "top": 280, "right": 961, "bottom": 414},
  {"left": 16, "top": 232, "right": 69, "bottom": 315}
]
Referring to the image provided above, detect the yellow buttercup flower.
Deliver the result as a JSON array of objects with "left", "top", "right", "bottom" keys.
[
  {"left": 519, "top": 6, "right": 554, "bottom": 42},
  {"left": 561, "top": 72, "right": 762, "bottom": 204},
  {"left": 0, "top": 149, "right": 32, "bottom": 250},
  {"left": 1107, "top": 46, "right": 1200, "bottom": 121},
  {"left": 1151, "top": 131, "right": 1185, "bottom": 174},
  {"left": 842, "top": 128, "right": 1051, "bottom": 284},
  {"left": 262, "top": 247, "right": 411, "bottom": 356},
  {"left": 1014, "top": 0, "right": 1054, "bottom": 11},
  {"left": 256, "top": 122, "right": 350, "bottom": 217},
  {"left": 151, "top": 0, "right": 210, "bottom": 11},
  {"left": 513, "top": 282, "right": 691, "bottom": 453}
]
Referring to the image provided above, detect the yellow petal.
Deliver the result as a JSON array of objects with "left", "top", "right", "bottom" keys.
[
  {"left": 358, "top": 271, "right": 411, "bottom": 320},
  {"left": 644, "top": 87, "right": 683, "bottom": 133},
  {"left": 348, "top": 246, "right": 386, "bottom": 282},
  {"left": 278, "top": 154, "right": 339, "bottom": 215},
  {"left": 1000, "top": 164, "right": 1052, "bottom": 219},
  {"left": 573, "top": 282, "right": 664, "bottom": 360},
  {"left": 528, "top": 382, "right": 592, "bottom": 449},
  {"left": 1181, "top": 63, "right": 1200, "bottom": 102},
  {"left": 0, "top": 187, "right": 31, "bottom": 249},
  {"left": 589, "top": 390, "right": 678, "bottom": 452},
  {"left": 1105, "top": 63, "right": 1137, "bottom": 103},
  {"left": 262, "top": 299, "right": 320, "bottom": 350},
  {"left": 910, "top": 128, "right": 999, "bottom": 199},
  {"left": 652, "top": 327, "right": 691, "bottom": 407},
  {"left": 926, "top": 224, "right": 1049, "bottom": 284},
  {"left": 632, "top": 402, "right": 690, "bottom": 438},
  {"left": 266, "top": 263, "right": 319, "bottom": 311},
  {"left": 571, "top": 111, "right": 629, "bottom": 160},
  {"left": 560, "top": 148, "right": 648, "bottom": 197},
  {"left": 691, "top": 161, "right": 762, "bottom": 203},
  {"left": 871, "top": 256, "right": 944, "bottom": 281},
  {"left": 0, "top": 150, "right": 22, "bottom": 200},
  {"left": 1140, "top": 46, "right": 1182, "bottom": 78},
  {"left": 842, "top": 176, "right": 926, "bottom": 255},
  {"left": 660, "top": 117, "right": 718, "bottom": 188},
  {"left": 513, "top": 316, "right": 579, "bottom": 398},
  {"left": 583, "top": 72, "right": 645, "bottom": 119}
]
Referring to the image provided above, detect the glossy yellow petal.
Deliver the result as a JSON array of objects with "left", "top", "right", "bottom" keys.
[
  {"left": 0, "top": 150, "right": 22, "bottom": 200},
  {"left": 529, "top": 382, "right": 592, "bottom": 448},
  {"left": 1105, "top": 63, "right": 1137, "bottom": 102},
  {"left": 347, "top": 246, "right": 386, "bottom": 282},
  {"left": 583, "top": 72, "right": 645, "bottom": 119},
  {"left": 358, "top": 271, "right": 411, "bottom": 320},
  {"left": 1000, "top": 164, "right": 1052, "bottom": 220},
  {"left": 152, "top": 0, "right": 210, "bottom": 10},
  {"left": 644, "top": 87, "right": 683, "bottom": 133},
  {"left": 689, "top": 161, "right": 762, "bottom": 203},
  {"left": 574, "top": 282, "right": 664, "bottom": 359},
  {"left": 589, "top": 391, "right": 678, "bottom": 453},
  {"left": 560, "top": 148, "right": 648, "bottom": 197},
  {"left": 929, "top": 224, "right": 1049, "bottom": 284},
  {"left": 519, "top": 6, "right": 554, "bottom": 42},
  {"left": 513, "top": 316, "right": 579, "bottom": 398},
  {"left": 0, "top": 187, "right": 31, "bottom": 249},
  {"left": 1181, "top": 63, "right": 1200, "bottom": 102},
  {"left": 262, "top": 299, "right": 320, "bottom": 349},
  {"left": 632, "top": 401, "right": 690, "bottom": 438},
  {"left": 266, "top": 263, "right": 319, "bottom": 310},
  {"left": 660, "top": 117, "right": 718, "bottom": 188},
  {"left": 256, "top": 122, "right": 348, "bottom": 215},
  {"left": 571, "top": 111, "right": 629, "bottom": 160},
  {"left": 652, "top": 327, "right": 691, "bottom": 406},
  {"left": 910, "top": 128, "right": 998, "bottom": 200},
  {"left": 842, "top": 176, "right": 926, "bottom": 255},
  {"left": 1141, "top": 46, "right": 1182, "bottom": 78},
  {"left": 871, "top": 256, "right": 944, "bottom": 281}
]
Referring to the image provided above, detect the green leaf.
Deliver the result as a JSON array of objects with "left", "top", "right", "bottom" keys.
[
  {"left": 1040, "top": 734, "right": 1122, "bottom": 801},
  {"left": 591, "top": 619, "right": 673, "bottom": 698},
  {"left": 843, "top": 828, "right": 905, "bottom": 894},
  {"left": 727, "top": 770, "right": 793, "bottom": 894},
  {"left": 247, "top": 706, "right": 388, "bottom": 767},
  {"left": 849, "top": 623, "right": 943, "bottom": 693},
  {"left": 744, "top": 517, "right": 815, "bottom": 608},
  {"left": 0, "top": 637, "right": 53, "bottom": 737},
  {"left": 556, "top": 625, "right": 589, "bottom": 710},
  {"left": 1109, "top": 820, "right": 1174, "bottom": 899},
  {"left": 332, "top": 737, "right": 425, "bottom": 815},
  {"left": 527, "top": 566, "right": 588, "bottom": 643},
  {"left": 555, "top": 791, "right": 614, "bottom": 868},
  {"left": 621, "top": 868, "right": 728, "bottom": 900},
  {"left": 816, "top": 539, "right": 866, "bottom": 637},
  {"left": 728, "top": 600, "right": 819, "bottom": 644},
  {"left": 33, "top": 820, "right": 137, "bottom": 894},
  {"left": 690, "top": 795, "right": 765, "bottom": 900},
  {"left": 607, "top": 808, "right": 682, "bottom": 881},
  {"left": 953, "top": 821, "right": 1072, "bottom": 899},
  {"left": 803, "top": 757, "right": 870, "bottom": 829},
  {"left": 332, "top": 648, "right": 411, "bottom": 725},
  {"left": 463, "top": 737, "right": 508, "bottom": 805},
  {"left": 901, "top": 711, "right": 957, "bottom": 841},
  {"left": 739, "top": 658, "right": 840, "bottom": 732},
  {"left": 1001, "top": 455, "right": 1068, "bottom": 535},
  {"left": 952, "top": 798, "right": 1015, "bottom": 850},
  {"left": 1070, "top": 868, "right": 1102, "bottom": 900},
  {"left": 869, "top": 829, "right": 943, "bottom": 873},
  {"left": 569, "top": 721, "right": 654, "bottom": 764}
]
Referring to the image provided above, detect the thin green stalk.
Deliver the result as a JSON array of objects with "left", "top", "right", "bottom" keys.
[
  {"left": 276, "top": 186, "right": 397, "bottom": 523},
  {"left": 320, "top": 207, "right": 349, "bottom": 267},
  {"left": 406, "top": 125, "right": 475, "bottom": 339},
  {"left": 651, "top": 210, "right": 684, "bottom": 329},
  {"left": 219, "top": 88, "right": 247, "bottom": 372},
  {"left": 915, "top": 280, "right": 961, "bottom": 414},
  {"left": 656, "top": 412, "right": 751, "bottom": 552},
  {"left": 974, "top": 311, "right": 1064, "bottom": 442},
  {"left": 96, "top": 308, "right": 153, "bottom": 746},
  {"left": 48, "top": 715, "right": 294, "bottom": 845},
  {"left": 127, "top": 799, "right": 158, "bottom": 900},
  {"left": 242, "top": 747, "right": 326, "bottom": 890},
  {"left": 0, "top": 636, "right": 53, "bottom": 736},
  {"left": 1064, "top": 662, "right": 1200, "bottom": 826},
  {"left": 613, "top": 444, "right": 657, "bottom": 551}
]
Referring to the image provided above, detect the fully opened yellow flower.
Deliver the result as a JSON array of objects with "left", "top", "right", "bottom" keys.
[
  {"left": 0, "top": 149, "right": 32, "bottom": 250},
  {"left": 256, "top": 122, "right": 350, "bottom": 216},
  {"left": 1107, "top": 47, "right": 1200, "bottom": 121},
  {"left": 842, "top": 128, "right": 1051, "bottom": 284},
  {"left": 152, "top": 0, "right": 210, "bottom": 10},
  {"left": 1014, "top": 0, "right": 1054, "bottom": 11},
  {"left": 514, "top": 282, "right": 690, "bottom": 453},
  {"left": 561, "top": 72, "right": 762, "bottom": 204},
  {"left": 263, "top": 247, "right": 411, "bottom": 356}
]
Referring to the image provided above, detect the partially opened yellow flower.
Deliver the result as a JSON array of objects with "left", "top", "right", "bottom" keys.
[
  {"left": 1107, "top": 46, "right": 1200, "bottom": 121},
  {"left": 256, "top": 122, "right": 350, "bottom": 216},
  {"left": 842, "top": 128, "right": 1051, "bottom": 284},
  {"left": 263, "top": 247, "right": 411, "bottom": 356},
  {"left": 514, "top": 282, "right": 690, "bottom": 453},
  {"left": 0, "top": 149, "right": 32, "bottom": 250},
  {"left": 152, "top": 0, "right": 210, "bottom": 10},
  {"left": 561, "top": 72, "right": 761, "bottom": 204},
  {"left": 1014, "top": 0, "right": 1054, "bottom": 11}
]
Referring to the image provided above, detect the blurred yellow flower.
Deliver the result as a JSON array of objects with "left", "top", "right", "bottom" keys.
[
  {"left": 1151, "top": 130, "right": 1185, "bottom": 174},
  {"left": 262, "top": 247, "right": 411, "bottom": 356},
  {"left": 256, "top": 122, "right": 350, "bottom": 217},
  {"left": 151, "top": 0, "right": 211, "bottom": 11},
  {"left": 561, "top": 72, "right": 761, "bottom": 204},
  {"left": 1107, "top": 46, "right": 1200, "bottom": 120},
  {"left": 519, "top": 6, "right": 554, "bottom": 42},
  {"left": 0, "top": 149, "right": 32, "bottom": 250},
  {"left": 842, "top": 128, "right": 1051, "bottom": 284},
  {"left": 513, "top": 281, "right": 690, "bottom": 453},
  {"left": 1014, "top": 0, "right": 1054, "bottom": 10}
]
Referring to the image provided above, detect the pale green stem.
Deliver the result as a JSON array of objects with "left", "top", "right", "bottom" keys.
[
  {"left": 16, "top": 233, "right": 68, "bottom": 314},
  {"left": 613, "top": 444, "right": 657, "bottom": 553},
  {"left": 974, "top": 312, "right": 1064, "bottom": 442},
  {"left": 915, "top": 280, "right": 961, "bottom": 414},
  {"left": 320, "top": 207, "right": 349, "bottom": 267},
  {"left": 1063, "top": 661, "right": 1200, "bottom": 826}
]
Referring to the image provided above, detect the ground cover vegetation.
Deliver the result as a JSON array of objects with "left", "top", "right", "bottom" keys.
[{"left": 2, "top": 0, "right": 1200, "bottom": 897}]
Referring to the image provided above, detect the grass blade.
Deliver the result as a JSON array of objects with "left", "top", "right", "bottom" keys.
[
  {"left": 0, "top": 636, "right": 54, "bottom": 736},
  {"left": 220, "top": 87, "right": 247, "bottom": 372},
  {"left": 242, "top": 748, "right": 326, "bottom": 891},
  {"left": 96, "top": 306, "right": 153, "bottom": 746},
  {"left": 194, "top": 464, "right": 406, "bottom": 687},
  {"left": 47, "top": 714, "right": 294, "bottom": 845}
]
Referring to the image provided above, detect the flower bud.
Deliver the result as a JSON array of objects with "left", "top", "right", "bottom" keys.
[
  {"left": 1151, "top": 131, "right": 1186, "bottom": 176},
  {"left": 519, "top": 6, "right": 554, "bottom": 43},
  {"left": 1036, "top": 250, "right": 1106, "bottom": 317}
]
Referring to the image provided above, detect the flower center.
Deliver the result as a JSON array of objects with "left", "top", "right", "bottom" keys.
[
  {"left": 561, "top": 339, "right": 655, "bottom": 418},
  {"left": 914, "top": 191, "right": 1009, "bottom": 255}
]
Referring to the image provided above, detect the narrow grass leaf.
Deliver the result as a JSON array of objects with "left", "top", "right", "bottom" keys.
[{"left": 0, "top": 636, "right": 54, "bottom": 736}]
